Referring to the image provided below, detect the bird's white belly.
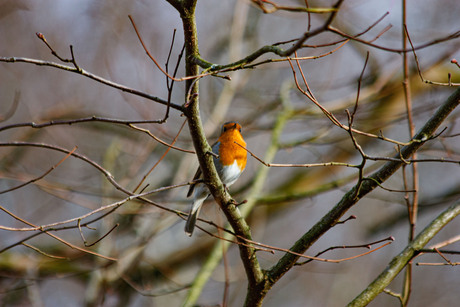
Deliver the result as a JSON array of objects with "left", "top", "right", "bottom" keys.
[{"left": 219, "top": 160, "right": 242, "bottom": 186}]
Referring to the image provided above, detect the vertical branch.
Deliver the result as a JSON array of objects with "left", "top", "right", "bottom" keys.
[
  {"left": 169, "top": 2, "right": 265, "bottom": 306},
  {"left": 402, "top": 1, "right": 418, "bottom": 239},
  {"left": 180, "top": 1, "right": 212, "bottom": 168},
  {"left": 219, "top": 217, "right": 230, "bottom": 307},
  {"left": 401, "top": 1, "right": 417, "bottom": 304},
  {"left": 304, "top": 0, "right": 312, "bottom": 32}
]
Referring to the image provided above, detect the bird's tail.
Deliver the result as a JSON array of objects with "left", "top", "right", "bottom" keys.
[{"left": 185, "top": 197, "right": 206, "bottom": 236}]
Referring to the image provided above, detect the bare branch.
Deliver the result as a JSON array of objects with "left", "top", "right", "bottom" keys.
[
  {"left": 350, "top": 199, "right": 460, "bottom": 306},
  {"left": 269, "top": 86, "right": 460, "bottom": 293},
  {"left": 0, "top": 56, "right": 184, "bottom": 111},
  {"left": 0, "top": 205, "right": 117, "bottom": 261},
  {"left": 0, "top": 146, "right": 76, "bottom": 194}
]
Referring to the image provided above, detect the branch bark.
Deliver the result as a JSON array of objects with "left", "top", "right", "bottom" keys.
[
  {"left": 264, "top": 87, "right": 460, "bottom": 295},
  {"left": 167, "top": 1, "right": 265, "bottom": 305},
  {"left": 0, "top": 57, "right": 182, "bottom": 111},
  {"left": 349, "top": 199, "right": 460, "bottom": 306},
  {"left": 173, "top": 0, "right": 460, "bottom": 301}
]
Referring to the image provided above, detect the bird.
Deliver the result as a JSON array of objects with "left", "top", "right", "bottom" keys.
[{"left": 185, "top": 121, "right": 247, "bottom": 236}]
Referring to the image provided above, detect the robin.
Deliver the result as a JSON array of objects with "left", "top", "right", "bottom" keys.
[{"left": 185, "top": 121, "right": 247, "bottom": 236}]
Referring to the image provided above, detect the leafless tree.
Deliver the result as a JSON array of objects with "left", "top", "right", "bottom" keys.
[{"left": 1, "top": 0, "right": 460, "bottom": 306}]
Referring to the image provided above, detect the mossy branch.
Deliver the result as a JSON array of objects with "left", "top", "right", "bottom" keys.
[
  {"left": 167, "top": 0, "right": 265, "bottom": 305},
  {"left": 191, "top": 0, "right": 345, "bottom": 71},
  {"left": 349, "top": 199, "right": 460, "bottom": 306},
  {"left": 265, "top": 87, "right": 460, "bottom": 291}
]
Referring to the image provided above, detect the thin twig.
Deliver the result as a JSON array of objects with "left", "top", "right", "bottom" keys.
[
  {"left": 240, "top": 236, "right": 393, "bottom": 264},
  {"left": 133, "top": 119, "right": 188, "bottom": 192},
  {"left": 85, "top": 223, "right": 119, "bottom": 247},
  {"left": 0, "top": 206, "right": 116, "bottom": 261},
  {"left": 128, "top": 15, "right": 230, "bottom": 82},
  {"left": 163, "top": 29, "right": 185, "bottom": 123},
  {"left": 252, "top": 0, "right": 338, "bottom": 14},
  {"left": 405, "top": 25, "right": 460, "bottom": 86},
  {"left": 0, "top": 56, "right": 184, "bottom": 111},
  {"left": 36, "top": 32, "right": 72, "bottom": 63},
  {"left": 0, "top": 181, "right": 192, "bottom": 232},
  {"left": 22, "top": 243, "right": 68, "bottom": 260},
  {"left": 288, "top": 55, "right": 413, "bottom": 146},
  {"left": 427, "top": 234, "right": 460, "bottom": 249},
  {"left": 327, "top": 26, "right": 460, "bottom": 53},
  {"left": 234, "top": 141, "right": 359, "bottom": 168},
  {"left": 0, "top": 146, "right": 77, "bottom": 194}
]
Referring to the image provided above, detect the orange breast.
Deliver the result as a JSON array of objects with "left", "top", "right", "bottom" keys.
[{"left": 218, "top": 130, "right": 247, "bottom": 170}]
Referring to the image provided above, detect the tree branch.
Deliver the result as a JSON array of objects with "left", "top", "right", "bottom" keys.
[
  {"left": 265, "top": 87, "right": 460, "bottom": 293},
  {"left": 349, "top": 199, "right": 460, "bottom": 306},
  {"left": 0, "top": 57, "right": 183, "bottom": 111},
  {"left": 191, "top": 0, "right": 345, "bottom": 71},
  {"left": 170, "top": 0, "right": 265, "bottom": 304}
]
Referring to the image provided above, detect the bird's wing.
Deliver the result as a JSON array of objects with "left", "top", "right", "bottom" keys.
[
  {"left": 187, "top": 141, "right": 220, "bottom": 198},
  {"left": 187, "top": 166, "right": 202, "bottom": 197}
]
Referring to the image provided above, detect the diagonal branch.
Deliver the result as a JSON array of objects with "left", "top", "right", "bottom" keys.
[
  {"left": 266, "top": 86, "right": 460, "bottom": 290},
  {"left": 178, "top": 0, "right": 265, "bottom": 300},
  {"left": 349, "top": 199, "right": 460, "bottom": 306},
  {"left": 192, "top": 0, "right": 345, "bottom": 71},
  {"left": 0, "top": 57, "right": 183, "bottom": 111},
  {"left": 183, "top": 86, "right": 293, "bottom": 307}
]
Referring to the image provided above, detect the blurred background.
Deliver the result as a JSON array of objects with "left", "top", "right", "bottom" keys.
[{"left": 1, "top": 0, "right": 460, "bottom": 306}]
